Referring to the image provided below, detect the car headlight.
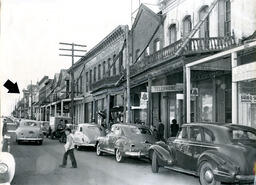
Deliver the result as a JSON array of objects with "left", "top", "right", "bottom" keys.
[{"left": 0, "top": 163, "right": 8, "bottom": 174}]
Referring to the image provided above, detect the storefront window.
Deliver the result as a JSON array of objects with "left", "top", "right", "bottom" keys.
[
  {"left": 238, "top": 80, "right": 256, "bottom": 129},
  {"left": 198, "top": 79, "right": 213, "bottom": 122}
]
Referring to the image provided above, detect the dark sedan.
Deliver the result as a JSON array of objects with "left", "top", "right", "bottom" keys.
[
  {"left": 149, "top": 123, "right": 256, "bottom": 185},
  {"left": 96, "top": 124, "right": 156, "bottom": 162}
]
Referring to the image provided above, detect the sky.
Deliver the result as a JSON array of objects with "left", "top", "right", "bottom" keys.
[{"left": 0, "top": 0, "right": 160, "bottom": 116}]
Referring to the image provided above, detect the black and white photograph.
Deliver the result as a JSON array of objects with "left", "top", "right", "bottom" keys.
[{"left": 0, "top": 0, "right": 256, "bottom": 184}]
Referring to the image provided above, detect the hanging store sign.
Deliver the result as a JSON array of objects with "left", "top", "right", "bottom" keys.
[
  {"left": 151, "top": 83, "right": 183, "bottom": 93},
  {"left": 232, "top": 61, "right": 256, "bottom": 82},
  {"left": 241, "top": 94, "right": 256, "bottom": 103}
]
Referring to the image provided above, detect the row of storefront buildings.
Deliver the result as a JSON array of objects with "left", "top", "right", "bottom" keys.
[{"left": 14, "top": 0, "right": 256, "bottom": 138}]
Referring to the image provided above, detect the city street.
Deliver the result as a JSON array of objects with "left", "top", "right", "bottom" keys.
[{"left": 9, "top": 135, "right": 200, "bottom": 185}]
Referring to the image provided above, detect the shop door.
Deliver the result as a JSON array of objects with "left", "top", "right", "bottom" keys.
[{"left": 176, "top": 94, "right": 184, "bottom": 125}]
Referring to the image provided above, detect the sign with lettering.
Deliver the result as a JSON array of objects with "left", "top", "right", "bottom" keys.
[
  {"left": 241, "top": 94, "right": 256, "bottom": 103},
  {"left": 151, "top": 84, "right": 183, "bottom": 93}
]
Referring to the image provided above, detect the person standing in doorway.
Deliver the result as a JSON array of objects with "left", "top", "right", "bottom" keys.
[
  {"left": 157, "top": 122, "right": 165, "bottom": 141},
  {"left": 170, "top": 119, "right": 179, "bottom": 137},
  {"left": 59, "top": 128, "right": 77, "bottom": 168}
]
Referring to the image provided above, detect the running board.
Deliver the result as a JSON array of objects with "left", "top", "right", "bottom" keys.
[
  {"left": 100, "top": 148, "right": 115, "bottom": 155},
  {"left": 164, "top": 166, "right": 197, "bottom": 176}
]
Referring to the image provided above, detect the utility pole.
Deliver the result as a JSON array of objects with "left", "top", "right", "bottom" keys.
[
  {"left": 59, "top": 42, "right": 87, "bottom": 127},
  {"left": 125, "top": 26, "right": 131, "bottom": 123},
  {"left": 30, "top": 80, "right": 33, "bottom": 120}
]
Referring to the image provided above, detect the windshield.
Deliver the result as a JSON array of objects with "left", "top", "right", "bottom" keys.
[
  {"left": 23, "top": 122, "right": 40, "bottom": 127},
  {"left": 228, "top": 129, "right": 256, "bottom": 141}
]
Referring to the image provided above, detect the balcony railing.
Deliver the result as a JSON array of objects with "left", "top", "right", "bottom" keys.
[
  {"left": 130, "top": 36, "right": 236, "bottom": 76},
  {"left": 91, "top": 75, "right": 122, "bottom": 91}
]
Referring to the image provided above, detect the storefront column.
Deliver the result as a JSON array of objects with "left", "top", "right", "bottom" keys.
[
  {"left": 39, "top": 107, "right": 41, "bottom": 121},
  {"left": 232, "top": 51, "right": 238, "bottom": 124},
  {"left": 106, "top": 95, "right": 110, "bottom": 128},
  {"left": 162, "top": 92, "right": 168, "bottom": 139},
  {"left": 49, "top": 105, "right": 52, "bottom": 118},
  {"left": 186, "top": 67, "right": 191, "bottom": 123},
  {"left": 54, "top": 104, "right": 57, "bottom": 117},
  {"left": 147, "top": 75, "right": 152, "bottom": 127},
  {"left": 61, "top": 101, "right": 64, "bottom": 116}
]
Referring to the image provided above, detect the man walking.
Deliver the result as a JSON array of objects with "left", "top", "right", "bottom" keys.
[{"left": 59, "top": 128, "right": 77, "bottom": 168}]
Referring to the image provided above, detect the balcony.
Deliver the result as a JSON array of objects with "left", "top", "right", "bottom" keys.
[
  {"left": 130, "top": 36, "right": 236, "bottom": 76},
  {"left": 91, "top": 75, "right": 122, "bottom": 92}
]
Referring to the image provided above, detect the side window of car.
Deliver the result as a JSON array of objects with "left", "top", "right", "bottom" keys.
[
  {"left": 190, "top": 127, "right": 203, "bottom": 142},
  {"left": 80, "top": 127, "right": 83, "bottom": 132},
  {"left": 203, "top": 128, "right": 215, "bottom": 143},
  {"left": 114, "top": 127, "right": 122, "bottom": 136},
  {"left": 178, "top": 127, "right": 188, "bottom": 139}
]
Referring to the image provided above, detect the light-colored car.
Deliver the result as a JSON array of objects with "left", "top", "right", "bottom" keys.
[
  {"left": 0, "top": 118, "right": 15, "bottom": 185},
  {"left": 16, "top": 119, "right": 44, "bottom": 145},
  {"left": 73, "top": 123, "right": 106, "bottom": 149}
]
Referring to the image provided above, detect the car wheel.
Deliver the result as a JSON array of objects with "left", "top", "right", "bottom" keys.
[
  {"left": 38, "top": 140, "right": 43, "bottom": 145},
  {"left": 17, "top": 140, "right": 21, "bottom": 145},
  {"left": 152, "top": 151, "right": 159, "bottom": 173},
  {"left": 96, "top": 143, "right": 102, "bottom": 156},
  {"left": 199, "top": 162, "right": 220, "bottom": 185},
  {"left": 115, "top": 149, "right": 123, "bottom": 163}
]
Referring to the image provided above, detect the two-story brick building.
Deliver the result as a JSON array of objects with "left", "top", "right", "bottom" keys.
[{"left": 70, "top": 25, "right": 128, "bottom": 127}]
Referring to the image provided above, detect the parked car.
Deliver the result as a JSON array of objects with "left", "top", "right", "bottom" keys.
[
  {"left": 96, "top": 124, "right": 156, "bottom": 162},
  {"left": 149, "top": 123, "right": 256, "bottom": 185},
  {"left": 73, "top": 123, "right": 106, "bottom": 149},
  {"left": 16, "top": 119, "right": 44, "bottom": 145},
  {"left": 0, "top": 118, "right": 15, "bottom": 185},
  {"left": 40, "top": 121, "right": 50, "bottom": 136}
]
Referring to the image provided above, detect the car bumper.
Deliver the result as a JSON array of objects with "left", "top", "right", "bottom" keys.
[
  {"left": 17, "top": 138, "right": 43, "bottom": 141},
  {"left": 124, "top": 151, "right": 147, "bottom": 157},
  {"left": 214, "top": 170, "right": 255, "bottom": 183}
]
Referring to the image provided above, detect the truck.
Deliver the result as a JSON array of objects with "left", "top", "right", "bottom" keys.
[{"left": 49, "top": 116, "right": 72, "bottom": 139}]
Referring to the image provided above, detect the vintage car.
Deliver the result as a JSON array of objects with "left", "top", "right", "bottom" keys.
[
  {"left": 73, "top": 123, "right": 106, "bottom": 149},
  {"left": 0, "top": 118, "right": 15, "bottom": 185},
  {"left": 96, "top": 124, "right": 156, "bottom": 162},
  {"left": 16, "top": 119, "right": 44, "bottom": 145},
  {"left": 149, "top": 123, "right": 256, "bottom": 185}
]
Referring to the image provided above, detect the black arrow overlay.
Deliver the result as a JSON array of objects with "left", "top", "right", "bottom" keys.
[{"left": 4, "top": 80, "right": 20, "bottom": 93}]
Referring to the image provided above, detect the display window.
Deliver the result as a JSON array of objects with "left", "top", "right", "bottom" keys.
[{"left": 238, "top": 79, "right": 256, "bottom": 129}]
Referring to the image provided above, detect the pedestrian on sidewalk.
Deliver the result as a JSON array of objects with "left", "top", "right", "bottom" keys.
[{"left": 59, "top": 128, "right": 77, "bottom": 168}]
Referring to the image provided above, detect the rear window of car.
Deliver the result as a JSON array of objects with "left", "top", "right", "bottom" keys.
[
  {"left": 229, "top": 129, "right": 256, "bottom": 140},
  {"left": 23, "top": 122, "right": 40, "bottom": 127},
  {"left": 122, "top": 126, "right": 141, "bottom": 136},
  {"left": 84, "top": 126, "right": 101, "bottom": 135}
]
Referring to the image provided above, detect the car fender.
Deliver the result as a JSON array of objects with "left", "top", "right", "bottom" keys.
[
  {"left": 0, "top": 152, "right": 15, "bottom": 184},
  {"left": 149, "top": 144, "right": 174, "bottom": 165},
  {"left": 114, "top": 138, "right": 126, "bottom": 151},
  {"left": 198, "top": 150, "right": 239, "bottom": 175}
]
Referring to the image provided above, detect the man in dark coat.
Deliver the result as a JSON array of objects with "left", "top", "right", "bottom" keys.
[{"left": 170, "top": 119, "right": 179, "bottom": 137}]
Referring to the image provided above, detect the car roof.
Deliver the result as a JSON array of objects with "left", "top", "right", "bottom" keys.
[
  {"left": 112, "top": 123, "right": 149, "bottom": 129},
  {"left": 78, "top": 123, "right": 100, "bottom": 127},
  {"left": 183, "top": 122, "right": 256, "bottom": 131}
]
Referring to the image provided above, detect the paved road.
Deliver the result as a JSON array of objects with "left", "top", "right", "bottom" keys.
[{"left": 10, "top": 136, "right": 200, "bottom": 185}]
